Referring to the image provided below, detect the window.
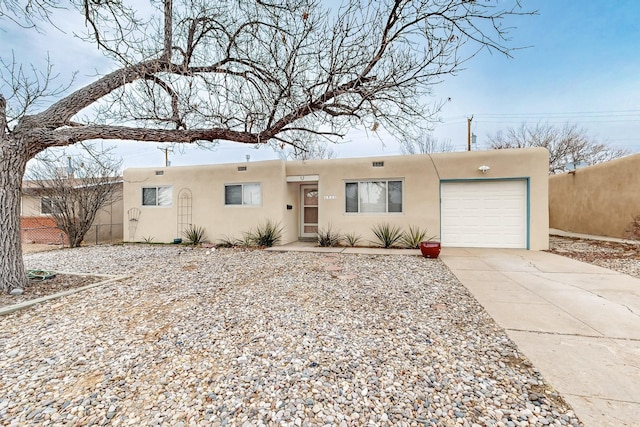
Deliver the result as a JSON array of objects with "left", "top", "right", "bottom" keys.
[
  {"left": 41, "top": 197, "right": 62, "bottom": 214},
  {"left": 345, "top": 180, "right": 403, "bottom": 213},
  {"left": 142, "top": 186, "right": 172, "bottom": 206},
  {"left": 225, "top": 183, "right": 261, "bottom": 206}
]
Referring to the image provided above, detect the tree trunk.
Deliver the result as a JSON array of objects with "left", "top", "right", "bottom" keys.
[{"left": 0, "top": 136, "right": 29, "bottom": 293}]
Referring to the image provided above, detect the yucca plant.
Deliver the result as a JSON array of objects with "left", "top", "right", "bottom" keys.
[
  {"left": 216, "top": 235, "right": 237, "bottom": 248},
  {"left": 343, "top": 232, "right": 361, "bottom": 247},
  {"left": 248, "top": 219, "right": 283, "bottom": 247},
  {"left": 238, "top": 232, "right": 255, "bottom": 247},
  {"left": 400, "top": 225, "right": 428, "bottom": 249},
  {"left": 182, "top": 224, "right": 207, "bottom": 245},
  {"left": 317, "top": 224, "right": 342, "bottom": 247},
  {"left": 371, "top": 223, "right": 403, "bottom": 248}
]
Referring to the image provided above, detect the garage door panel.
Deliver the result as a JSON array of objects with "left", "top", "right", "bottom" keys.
[{"left": 441, "top": 180, "right": 527, "bottom": 248}]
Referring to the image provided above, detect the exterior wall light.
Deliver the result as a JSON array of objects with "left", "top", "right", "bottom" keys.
[{"left": 478, "top": 165, "right": 490, "bottom": 173}]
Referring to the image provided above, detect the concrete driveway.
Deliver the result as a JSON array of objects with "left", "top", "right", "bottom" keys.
[{"left": 440, "top": 248, "right": 640, "bottom": 427}]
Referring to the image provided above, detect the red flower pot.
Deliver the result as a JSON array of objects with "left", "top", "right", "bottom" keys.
[{"left": 420, "top": 241, "right": 441, "bottom": 258}]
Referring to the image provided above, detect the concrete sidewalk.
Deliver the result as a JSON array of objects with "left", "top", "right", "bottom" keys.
[{"left": 440, "top": 248, "right": 640, "bottom": 427}]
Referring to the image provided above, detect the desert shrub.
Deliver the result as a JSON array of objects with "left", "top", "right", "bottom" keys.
[
  {"left": 237, "top": 232, "right": 254, "bottom": 247},
  {"left": 371, "top": 223, "right": 403, "bottom": 248},
  {"left": 343, "top": 232, "right": 361, "bottom": 247},
  {"left": 247, "top": 220, "right": 283, "bottom": 247},
  {"left": 182, "top": 224, "right": 207, "bottom": 245},
  {"left": 400, "top": 225, "right": 428, "bottom": 249},
  {"left": 142, "top": 236, "right": 154, "bottom": 244},
  {"left": 216, "top": 235, "right": 238, "bottom": 248},
  {"left": 317, "top": 224, "right": 342, "bottom": 247}
]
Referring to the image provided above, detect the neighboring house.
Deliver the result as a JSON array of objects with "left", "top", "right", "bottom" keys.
[
  {"left": 21, "top": 180, "right": 124, "bottom": 245},
  {"left": 123, "top": 147, "right": 550, "bottom": 250},
  {"left": 549, "top": 153, "right": 640, "bottom": 239}
]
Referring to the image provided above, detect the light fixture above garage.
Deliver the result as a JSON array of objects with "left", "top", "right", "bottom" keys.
[{"left": 478, "top": 165, "right": 490, "bottom": 173}]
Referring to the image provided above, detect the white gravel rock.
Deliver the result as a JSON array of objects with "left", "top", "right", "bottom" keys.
[
  {"left": 0, "top": 245, "right": 584, "bottom": 426},
  {"left": 549, "top": 235, "right": 640, "bottom": 278}
]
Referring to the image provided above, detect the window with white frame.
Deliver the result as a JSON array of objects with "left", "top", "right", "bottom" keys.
[
  {"left": 142, "top": 186, "right": 172, "bottom": 206},
  {"left": 345, "top": 180, "right": 403, "bottom": 213},
  {"left": 225, "top": 183, "right": 261, "bottom": 206}
]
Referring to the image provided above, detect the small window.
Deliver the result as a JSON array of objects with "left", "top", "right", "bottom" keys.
[
  {"left": 225, "top": 183, "right": 261, "bottom": 206},
  {"left": 345, "top": 180, "right": 403, "bottom": 213},
  {"left": 41, "top": 197, "right": 62, "bottom": 215},
  {"left": 372, "top": 161, "right": 384, "bottom": 167},
  {"left": 142, "top": 186, "right": 172, "bottom": 206}
]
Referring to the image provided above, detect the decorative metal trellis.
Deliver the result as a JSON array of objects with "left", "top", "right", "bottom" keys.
[
  {"left": 177, "top": 188, "right": 193, "bottom": 238},
  {"left": 127, "top": 207, "right": 141, "bottom": 241}
]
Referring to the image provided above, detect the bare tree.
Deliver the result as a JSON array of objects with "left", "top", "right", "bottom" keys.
[
  {"left": 24, "top": 144, "right": 122, "bottom": 248},
  {"left": 279, "top": 141, "right": 337, "bottom": 161},
  {"left": 400, "top": 131, "right": 454, "bottom": 154},
  {"left": 0, "top": 0, "right": 532, "bottom": 292},
  {"left": 487, "top": 122, "right": 629, "bottom": 174}
]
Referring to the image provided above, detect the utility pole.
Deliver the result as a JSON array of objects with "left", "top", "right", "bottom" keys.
[
  {"left": 467, "top": 115, "right": 473, "bottom": 151},
  {"left": 66, "top": 156, "right": 74, "bottom": 179},
  {"left": 157, "top": 146, "right": 173, "bottom": 167}
]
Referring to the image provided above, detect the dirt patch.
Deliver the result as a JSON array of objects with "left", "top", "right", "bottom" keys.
[
  {"left": 22, "top": 243, "right": 64, "bottom": 254},
  {"left": 547, "top": 235, "right": 640, "bottom": 262},
  {"left": 0, "top": 274, "right": 102, "bottom": 308},
  {"left": 547, "top": 235, "right": 640, "bottom": 279}
]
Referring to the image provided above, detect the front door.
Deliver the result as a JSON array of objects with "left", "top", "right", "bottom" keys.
[{"left": 300, "top": 185, "right": 318, "bottom": 238}]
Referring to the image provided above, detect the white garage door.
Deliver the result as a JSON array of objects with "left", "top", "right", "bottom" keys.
[{"left": 441, "top": 180, "right": 527, "bottom": 248}]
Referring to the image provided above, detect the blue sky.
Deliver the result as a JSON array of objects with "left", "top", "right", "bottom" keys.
[
  {"left": 2, "top": 1, "right": 639, "bottom": 168},
  {"left": 430, "top": 1, "right": 640, "bottom": 153}
]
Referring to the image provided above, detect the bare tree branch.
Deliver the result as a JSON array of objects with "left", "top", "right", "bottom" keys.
[
  {"left": 400, "top": 131, "right": 454, "bottom": 154},
  {"left": 38, "top": 124, "right": 259, "bottom": 147},
  {"left": 487, "top": 122, "right": 629, "bottom": 174},
  {"left": 0, "top": 94, "right": 6, "bottom": 138}
]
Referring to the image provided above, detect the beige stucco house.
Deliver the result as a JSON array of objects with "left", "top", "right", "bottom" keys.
[{"left": 122, "top": 147, "right": 550, "bottom": 249}]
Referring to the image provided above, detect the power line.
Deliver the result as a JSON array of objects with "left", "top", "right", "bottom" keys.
[
  {"left": 477, "top": 110, "right": 640, "bottom": 118},
  {"left": 440, "top": 109, "right": 640, "bottom": 122},
  {"left": 473, "top": 118, "right": 640, "bottom": 124}
]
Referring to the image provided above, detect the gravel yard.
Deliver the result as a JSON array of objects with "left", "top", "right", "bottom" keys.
[
  {"left": 548, "top": 235, "right": 640, "bottom": 279},
  {"left": 0, "top": 274, "right": 101, "bottom": 309},
  {"left": 1, "top": 245, "right": 583, "bottom": 426}
]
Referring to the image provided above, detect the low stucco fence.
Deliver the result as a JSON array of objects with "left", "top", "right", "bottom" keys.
[
  {"left": 549, "top": 153, "right": 640, "bottom": 239},
  {"left": 21, "top": 217, "right": 123, "bottom": 245}
]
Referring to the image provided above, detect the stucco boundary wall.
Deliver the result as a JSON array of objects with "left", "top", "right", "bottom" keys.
[{"left": 549, "top": 153, "right": 640, "bottom": 239}]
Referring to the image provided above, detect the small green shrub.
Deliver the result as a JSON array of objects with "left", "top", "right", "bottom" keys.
[
  {"left": 317, "top": 224, "right": 342, "bottom": 247},
  {"left": 142, "top": 236, "right": 155, "bottom": 244},
  {"left": 248, "top": 220, "right": 283, "bottom": 247},
  {"left": 343, "top": 232, "right": 361, "bottom": 247},
  {"left": 238, "top": 232, "right": 254, "bottom": 247},
  {"left": 182, "top": 224, "right": 207, "bottom": 245},
  {"left": 371, "top": 223, "right": 403, "bottom": 248},
  {"left": 400, "top": 225, "right": 428, "bottom": 249},
  {"left": 216, "top": 235, "right": 237, "bottom": 248}
]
